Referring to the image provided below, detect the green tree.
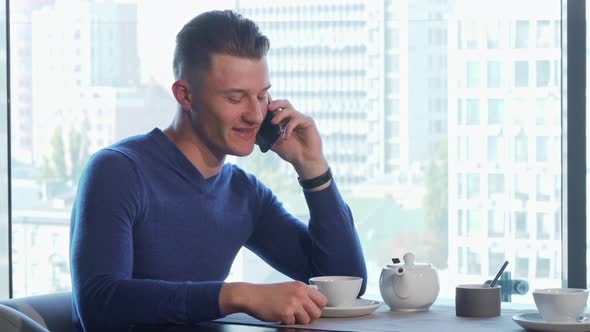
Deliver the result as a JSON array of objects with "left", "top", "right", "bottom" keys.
[
  {"left": 40, "top": 123, "right": 91, "bottom": 184},
  {"left": 236, "top": 149, "right": 299, "bottom": 195},
  {"left": 423, "top": 141, "right": 448, "bottom": 268},
  {"left": 41, "top": 126, "right": 67, "bottom": 181},
  {"left": 68, "top": 126, "right": 90, "bottom": 182}
]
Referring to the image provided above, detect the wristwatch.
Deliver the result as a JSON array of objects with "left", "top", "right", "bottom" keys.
[{"left": 298, "top": 168, "right": 332, "bottom": 189}]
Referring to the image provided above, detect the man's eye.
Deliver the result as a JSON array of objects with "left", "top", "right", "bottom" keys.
[
  {"left": 227, "top": 97, "right": 242, "bottom": 104},
  {"left": 257, "top": 95, "right": 266, "bottom": 101}
]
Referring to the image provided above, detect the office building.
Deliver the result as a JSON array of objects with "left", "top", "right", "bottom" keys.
[{"left": 447, "top": 0, "right": 561, "bottom": 293}]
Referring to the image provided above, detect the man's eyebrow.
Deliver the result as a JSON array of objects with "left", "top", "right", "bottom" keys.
[
  {"left": 221, "top": 85, "right": 272, "bottom": 95},
  {"left": 221, "top": 88, "right": 248, "bottom": 95}
]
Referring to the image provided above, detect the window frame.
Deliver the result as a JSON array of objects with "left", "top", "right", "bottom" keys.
[
  {"left": 563, "top": 0, "right": 586, "bottom": 288},
  {"left": 1, "top": 0, "right": 11, "bottom": 298}
]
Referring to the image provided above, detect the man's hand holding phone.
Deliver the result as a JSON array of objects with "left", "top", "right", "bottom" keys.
[{"left": 259, "top": 97, "right": 330, "bottom": 185}]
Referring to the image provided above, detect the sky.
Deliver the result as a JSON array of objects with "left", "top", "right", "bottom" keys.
[{"left": 136, "top": 1, "right": 235, "bottom": 89}]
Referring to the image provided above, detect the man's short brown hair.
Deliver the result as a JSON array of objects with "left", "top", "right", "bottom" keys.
[{"left": 173, "top": 10, "right": 270, "bottom": 83}]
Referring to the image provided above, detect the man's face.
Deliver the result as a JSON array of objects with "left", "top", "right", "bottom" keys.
[{"left": 190, "top": 53, "right": 271, "bottom": 158}]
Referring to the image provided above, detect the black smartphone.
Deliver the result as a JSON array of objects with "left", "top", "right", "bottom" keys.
[{"left": 255, "top": 106, "right": 282, "bottom": 153}]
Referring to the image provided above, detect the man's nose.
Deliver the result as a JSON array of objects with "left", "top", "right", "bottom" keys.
[{"left": 244, "top": 97, "right": 264, "bottom": 125}]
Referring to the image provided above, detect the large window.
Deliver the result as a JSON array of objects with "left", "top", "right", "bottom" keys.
[{"left": 5, "top": 0, "right": 570, "bottom": 304}]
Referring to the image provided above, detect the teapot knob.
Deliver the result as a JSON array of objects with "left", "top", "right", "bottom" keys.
[{"left": 403, "top": 252, "right": 415, "bottom": 266}]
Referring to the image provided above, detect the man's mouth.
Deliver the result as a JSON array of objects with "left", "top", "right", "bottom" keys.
[
  {"left": 233, "top": 128, "right": 257, "bottom": 133},
  {"left": 233, "top": 127, "right": 258, "bottom": 139}
]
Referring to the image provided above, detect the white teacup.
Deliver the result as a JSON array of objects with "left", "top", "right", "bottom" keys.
[
  {"left": 309, "top": 276, "right": 363, "bottom": 307},
  {"left": 533, "top": 288, "right": 589, "bottom": 322}
]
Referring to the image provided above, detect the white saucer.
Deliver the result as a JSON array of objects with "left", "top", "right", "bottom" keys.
[
  {"left": 513, "top": 312, "right": 590, "bottom": 332},
  {"left": 321, "top": 299, "right": 381, "bottom": 318}
]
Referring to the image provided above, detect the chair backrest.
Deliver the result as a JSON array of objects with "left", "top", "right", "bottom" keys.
[
  {"left": 0, "top": 292, "right": 71, "bottom": 332},
  {"left": 0, "top": 304, "right": 48, "bottom": 332}
]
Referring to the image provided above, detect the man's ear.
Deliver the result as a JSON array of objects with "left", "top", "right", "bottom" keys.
[{"left": 171, "top": 80, "right": 192, "bottom": 111}]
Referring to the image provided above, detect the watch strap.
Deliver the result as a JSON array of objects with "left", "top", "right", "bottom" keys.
[{"left": 298, "top": 168, "right": 332, "bottom": 189}]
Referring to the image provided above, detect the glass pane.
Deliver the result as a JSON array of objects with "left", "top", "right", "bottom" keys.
[
  {"left": 515, "top": 20, "right": 530, "bottom": 48},
  {"left": 233, "top": 0, "right": 563, "bottom": 303},
  {"left": 487, "top": 61, "right": 502, "bottom": 88},
  {"left": 11, "top": 0, "right": 562, "bottom": 306},
  {"left": 9, "top": 0, "right": 231, "bottom": 297}
]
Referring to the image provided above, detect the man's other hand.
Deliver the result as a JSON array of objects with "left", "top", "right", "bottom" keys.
[{"left": 219, "top": 281, "right": 327, "bottom": 325}]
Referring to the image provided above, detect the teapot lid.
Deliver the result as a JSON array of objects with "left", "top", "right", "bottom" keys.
[{"left": 386, "top": 252, "right": 435, "bottom": 270}]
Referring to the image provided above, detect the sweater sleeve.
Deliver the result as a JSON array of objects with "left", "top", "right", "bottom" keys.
[
  {"left": 70, "top": 149, "right": 224, "bottom": 332},
  {"left": 245, "top": 179, "right": 367, "bottom": 296}
]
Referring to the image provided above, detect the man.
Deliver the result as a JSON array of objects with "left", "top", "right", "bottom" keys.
[{"left": 70, "top": 10, "right": 367, "bottom": 332}]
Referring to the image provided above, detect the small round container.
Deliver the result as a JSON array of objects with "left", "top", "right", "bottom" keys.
[{"left": 455, "top": 284, "right": 501, "bottom": 318}]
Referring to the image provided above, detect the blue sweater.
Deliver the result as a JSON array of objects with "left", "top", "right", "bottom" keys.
[{"left": 69, "top": 128, "right": 367, "bottom": 332}]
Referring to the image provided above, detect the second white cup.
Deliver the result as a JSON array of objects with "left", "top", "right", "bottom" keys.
[
  {"left": 533, "top": 288, "right": 588, "bottom": 323},
  {"left": 309, "top": 276, "right": 363, "bottom": 307}
]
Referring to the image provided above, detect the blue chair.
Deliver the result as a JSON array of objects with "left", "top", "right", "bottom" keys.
[{"left": 0, "top": 292, "right": 71, "bottom": 332}]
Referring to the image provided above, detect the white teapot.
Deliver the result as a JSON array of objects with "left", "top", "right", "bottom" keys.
[{"left": 379, "top": 252, "right": 440, "bottom": 311}]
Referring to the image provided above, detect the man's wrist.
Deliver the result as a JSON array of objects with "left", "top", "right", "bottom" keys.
[
  {"left": 219, "top": 282, "right": 251, "bottom": 315},
  {"left": 298, "top": 168, "right": 332, "bottom": 190},
  {"left": 293, "top": 158, "right": 329, "bottom": 180}
]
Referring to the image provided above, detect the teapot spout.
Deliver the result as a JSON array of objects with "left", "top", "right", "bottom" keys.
[{"left": 393, "top": 267, "right": 410, "bottom": 299}]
